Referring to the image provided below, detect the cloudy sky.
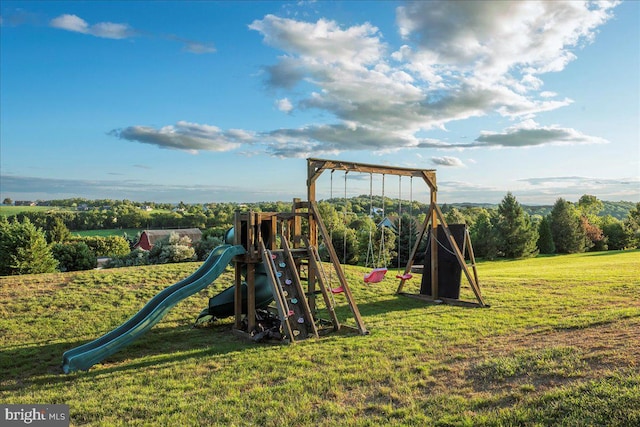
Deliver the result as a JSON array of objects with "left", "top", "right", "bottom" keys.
[{"left": 1, "top": 1, "right": 638, "bottom": 204}]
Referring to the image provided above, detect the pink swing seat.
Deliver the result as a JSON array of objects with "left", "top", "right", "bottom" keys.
[
  {"left": 395, "top": 273, "right": 413, "bottom": 280},
  {"left": 364, "top": 267, "right": 388, "bottom": 283}
]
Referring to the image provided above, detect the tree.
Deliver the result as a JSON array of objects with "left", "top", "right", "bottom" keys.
[
  {"left": 601, "top": 215, "right": 628, "bottom": 250},
  {"left": 577, "top": 194, "right": 604, "bottom": 218},
  {"left": 444, "top": 207, "right": 466, "bottom": 225},
  {"left": 576, "top": 194, "right": 606, "bottom": 251},
  {"left": 537, "top": 216, "right": 555, "bottom": 254},
  {"left": 580, "top": 216, "right": 606, "bottom": 251},
  {"left": 494, "top": 192, "right": 539, "bottom": 258},
  {"left": 47, "top": 217, "right": 72, "bottom": 244},
  {"left": 2, "top": 197, "right": 12, "bottom": 205},
  {"left": 624, "top": 202, "right": 640, "bottom": 249},
  {"left": 52, "top": 242, "right": 97, "bottom": 272},
  {"left": 0, "top": 217, "right": 58, "bottom": 275},
  {"left": 470, "top": 209, "right": 498, "bottom": 259},
  {"left": 550, "top": 198, "right": 587, "bottom": 254}
]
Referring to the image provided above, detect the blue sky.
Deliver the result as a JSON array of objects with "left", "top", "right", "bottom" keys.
[{"left": 1, "top": 1, "right": 638, "bottom": 205}]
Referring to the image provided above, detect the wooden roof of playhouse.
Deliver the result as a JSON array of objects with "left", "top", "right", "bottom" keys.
[{"left": 133, "top": 228, "right": 202, "bottom": 250}]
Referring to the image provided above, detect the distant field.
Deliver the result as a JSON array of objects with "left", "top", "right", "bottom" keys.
[
  {"left": 1, "top": 250, "right": 639, "bottom": 425},
  {"left": 0, "top": 205, "right": 67, "bottom": 216},
  {"left": 72, "top": 229, "right": 142, "bottom": 238}
]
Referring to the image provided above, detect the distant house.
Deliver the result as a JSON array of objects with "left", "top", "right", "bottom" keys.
[
  {"left": 133, "top": 228, "right": 202, "bottom": 251},
  {"left": 378, "top": 216, "right": 398, "bottom": 233}
]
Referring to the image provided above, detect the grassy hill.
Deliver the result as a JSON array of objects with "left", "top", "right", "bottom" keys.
[{"left": 1, "top": 251, "right": 639, "bottom": 426}]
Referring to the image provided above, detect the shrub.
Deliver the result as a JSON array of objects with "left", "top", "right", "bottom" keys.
[
  {"left": 105, "top": 248, "right": 150, "bottom": 268},
  {"left": 52, "top": 242, "right": 97, "bottom": 272},
  {"left": 0, "top": 216, "right": 58, "bottom": 275},
  {"left": 148, "top": 232, "right": 196, "bottom": 264},
  {"left": 69, "top": 235, "right": 131, "bottom": 257},
  {"left": 194, "top": 235, "right": 224, "bottom": 261}
]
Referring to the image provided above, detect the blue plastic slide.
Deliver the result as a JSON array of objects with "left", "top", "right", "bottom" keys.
[{"left": 62, "top": 244, "right": 246, "bottom": 373}]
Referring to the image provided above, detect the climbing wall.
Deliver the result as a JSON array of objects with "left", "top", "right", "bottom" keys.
[{"left": 264, "top": 248, "right": 318, "bottom": 342}]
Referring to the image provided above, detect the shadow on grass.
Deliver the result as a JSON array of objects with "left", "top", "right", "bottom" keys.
[
  {"left": 2, "top": 293, "right": 484, "bottom": 390},
  {"left": 0, "top": 322, "right": 253, "bottom": 388}
]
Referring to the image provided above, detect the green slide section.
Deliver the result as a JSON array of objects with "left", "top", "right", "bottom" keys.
[
  {"left": 196, "top": 263, "right": 275, "bottom": 321},
  {"left": 62, "top": 244, "right": 246, "bottom": 373}
]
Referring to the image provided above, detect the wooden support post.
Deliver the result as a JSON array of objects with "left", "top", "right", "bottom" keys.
[
  {"left": 465, "top": 228, "right": 481, "bottom": 290},
  {"left": 309, "top": 201, "right": 368, "bottom": 335},
  {"left": 303, "top": 238, "right": 341, "bottom": 330},
  {"left": 234, "top": 261, "right": 243, "bottom": 329},
  {"left": 430, "top": 190, "right": 439, "bottom": 299},
  {"left": 246, "top": 262, "right": 256, "bottom": 332}
]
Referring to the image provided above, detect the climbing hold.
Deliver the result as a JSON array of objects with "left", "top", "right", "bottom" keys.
[
  {"left": 288, "top": 309, "right": 294, "bottom": 316},
  {"left": 291, "top": 298, "right": 298, "bottom": 304},
  {"left": 271, "top": 254, "right": 277, "bottom": 260},
  {"left": 279, "top": 262, "right": 286, "bottom": 268},
  {"left": 297, "top": 317, "right": 305, "bottom": 324},
  {"left": 277, "top": 272, "right": 282, "bottom": 278},
  {"left": 285, "top": 279, "right": 292, "bottom": 285}
]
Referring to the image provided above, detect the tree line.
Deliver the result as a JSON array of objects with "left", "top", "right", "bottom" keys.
[{"left": 1, "top": 195, "right": 638, "bottom": 275}]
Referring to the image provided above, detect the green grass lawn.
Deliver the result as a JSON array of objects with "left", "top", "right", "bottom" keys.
[
  {"left": 1, "top": 251, "right": 639, "bottom": 426},
  {"left": 0, "top": 205, "right": 66, "bottom": 216},
  {"left": 72, "top": 229, "right": 141, "bottom": 238}
]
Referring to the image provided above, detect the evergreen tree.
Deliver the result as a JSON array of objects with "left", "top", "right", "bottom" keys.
[
  {"left": 537, "top": 216, "right": 555, "bottom": 254},
  {"left": 47, "top": 217, "right": 72, "bottom": 244},
  {"left": 550, "top": 198, "right": 586, "bottom": 253},
  {"left": 0, "top": 217, "right": 58, "bottom": 275},
  {"left": 623, "top": 202, "right": 640, "bottom": 249},
  {"left": 495, "top": 192, "right": 539, "bottom": 258},
  {"left": 470, "top": 209, "right": 498, "bottom": 259}
]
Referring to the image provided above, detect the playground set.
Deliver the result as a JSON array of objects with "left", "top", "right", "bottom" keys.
[{"left": 62, "top": 158, "right": 487, "bottom": 373}]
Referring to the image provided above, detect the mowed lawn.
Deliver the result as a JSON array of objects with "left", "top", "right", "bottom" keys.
[{"left": 1, "top": 251, "right": 639, "bottom": 426}]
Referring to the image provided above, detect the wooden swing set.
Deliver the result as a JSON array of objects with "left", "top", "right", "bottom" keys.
[
  {"left": 307, "top": 158, "right": 487, "bottom": 308},
  {"left": 229, "top": 157, "right": 486, "bottom": 343}
]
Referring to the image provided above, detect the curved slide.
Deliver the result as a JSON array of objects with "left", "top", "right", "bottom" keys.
[{"left": 63, "top": 244, "right": 258, "bottom": 373}]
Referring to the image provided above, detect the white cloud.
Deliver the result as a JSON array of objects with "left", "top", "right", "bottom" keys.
[
  {"left": 475, "top": 120, "right": 609, "bottom": 147},
  {"left": 49, "top": 13, "right": 216, "bottom": 53},
  {"left": 242, "top": 2, "right": 617, "bottom": 155},
  {"left": 183, "top": 41, "right": 216, "bottom": 54},
  {"left": 276, "top": 98, "right": 294, "bottom": 113},
  {"left": 431, "top": 156, "right": 465, "bottom": 167},
  {"left": 396, "top": 1, "right": 618, "bottom": 76},
  {"left": 50, "top": 14, "right": 132, "bottom": 39},
  {"left": 110, "top": 121, "right": 253, "bottom": 153},
  {"left": 111, "top": 2, "right": 618, "bottom": 158}
]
